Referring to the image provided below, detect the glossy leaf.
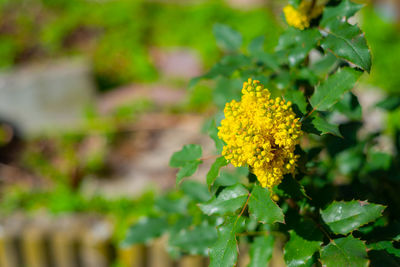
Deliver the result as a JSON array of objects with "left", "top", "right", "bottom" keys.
[
  {"left": 321, "top": 200, "right": 386, "bottom": 235},
  {"left": 302, "top": 115, "right": 342, "bottom": 137},
  {"left": 121, "top": 217, "right": 168, "bottom": 246},
  {"left": 207, "top": 156, "right": 228, "bottom": 188},
  {"left": 320, "top": 236, "right": 368, "bottom": 267},
  {"left": 284, "top": 228, "right": 322, "bottom": 267},
  {"left": 321, "top": 21, "right": 371, "bottom": 72},
  {"left": 248, "top": 234, "right": 274, "bottom": 267},
  {"left": 200, "top": 184, "right": 249, "bottom": 216},
  {"left": 321, "top": 0, "right": 364, "bottom": 27},
  {"left": 209, "top": 217, "right": 244, "bottom": 267},
  {"left": 310, "top": 67, "right": 362, "bottom": 111},
  {"left": 213, "top": 23, "right": 242, "bottom": 52},
  {"left": 277, "top": 28, "right": 322, "bottom": 66},
  {"left": 248, "top": 185, "right": 284, "bottom": 224}
]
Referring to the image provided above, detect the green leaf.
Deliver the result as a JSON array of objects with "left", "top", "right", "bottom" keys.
[
  {"left": 321, "top": 21, "right": 371, "bottom": 72},
  {"left": 170, "top": 144, "right": 202, "bottom": 184},
  {"left": 285, "top": 89, "right": 308, "bottom": 115},
  {"left": 312, "top": 115, "right": 342, "bottom": 137},
  {"left": 302, "top": 115, "right": 342, "bottom": 137},
  {"left": 248, "top": 35, "right": 265, "bottom": 55},
  {"left": 336, "top": 146, "right": 364, "bottom": 175},
  {"left": 176, "top": 161, "right": 201, "bottom": 184},
  {"left": 367, "top": 241, "right": 400, "bottom": 258},
  {"left": 155, "top": 196, "right": 187, "bottom": 214},
  {"left": 284, "top": 227, "right": 322, "bottom": 267},
  {"left": 309, "top": 52, "right": 338, "bottom": 78},
  {"left": 207, "top": 119, "right": 225, "bottom": 153},
  {"left": 207, "top": 156, "right": 228, "bottom": 188},
  {"left": 320, "top": 0, "right": 364, "bottom": 27},
  {"left": 365, "top": 151, "right": 391, "bottom": 172},
  {"left": 209, "top": 217, "right": 244, "bottom": 267},
  {"left": 256, "top": 52, "right": 280, "bottom": 71},
  {"left": 121, "top": 217, "right": 168, "bottom": 246},
  {"left": 275, "top": 175, "right": 309, "bottom": 200},
  {"left": 248, "top": 185, "right": 284, "bottom": 224},
  {"left": 276, "top": 28, "right": 322, "bottom": 66},
  {"left": 376, "top": 96, "right": 400, "bottom": 111},
  {"left": 320, "top": 236, "right": 368, "bottom": 267},
  {"left": 213, "top": 23, "right": 242, "bottom": 52},
  {"left": 169, "top": 224, "right": 218, "bottom": 255},
  {"left": 181, "top": 180, "right": 211, "bottom": 202},
  {"left": 170, "top": 144, "right": 202, "bottom": 167},
  {"left": 321, "top": 200, "right": 386, "bottom": 235},
  {"left": 334, "top": 92, "right": 362, "bottom": 121},
  {"left": 199, "top": 184, "right": 248, "bottom": 216},
  {"left": 248, "top": 235, "right": 274, "bottom": 267},
  {"left": 310, "top": 67, "right": 362, "bottom": 111}
]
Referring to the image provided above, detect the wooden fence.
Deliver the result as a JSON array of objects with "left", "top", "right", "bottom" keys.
[{"left": 0, "top": 214, "right": 285, "bottom": 267}]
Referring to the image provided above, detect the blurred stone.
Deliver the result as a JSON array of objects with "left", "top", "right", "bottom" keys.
[
  {"left": 354, "top": 87, "right": 385, "bottom": 133},
  {"left": 81, "top": 113, "right": 215, "bottom": 197},
  {"left": 225, "top": 0, "right": 266, "bottom": 9},
  {"left": 150, "top": 48, "right": 202, "bottom": 79},
  {"left": 0, "top": 58, "right": 96, "bottom": 137},
  {"left": 98, "top": 84, "right": 186, "bottom": 114}
]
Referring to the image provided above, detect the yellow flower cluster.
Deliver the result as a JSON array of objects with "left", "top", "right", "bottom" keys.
[
  {"left": 283, "top": 0, "right": 324, "bottom": 30},
  {"left": 218, "top": 79, "right": 302, "bottom": 188}
]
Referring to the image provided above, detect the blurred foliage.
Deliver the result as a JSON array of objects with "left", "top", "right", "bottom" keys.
[{"left": 0, "top": 0, "right": 281, "bottom": 90}]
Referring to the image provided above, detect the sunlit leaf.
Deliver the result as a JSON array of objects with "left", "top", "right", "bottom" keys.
[
  {"left": 321, "top": 200, "right": 386, "bottom": 235},
  {"left": 320, "top": 235, "right": 368, "bottom": 267}
]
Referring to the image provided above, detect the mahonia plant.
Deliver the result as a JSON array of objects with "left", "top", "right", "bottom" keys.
[{"left": 123, "top": 1, "right": 400, "bottom": 266}]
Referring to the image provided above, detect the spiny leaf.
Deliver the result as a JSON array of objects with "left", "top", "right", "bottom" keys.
[
  {"left": 209, "top": 217, "right": 245, "bottom": 267},
  {"left": 284, "top": 227, "right": 322, "bottom": 267},
  {"left": 310, "top": 67, "right": 362, "bottom": 111},
  {"left": 320, "top": 0, "right": 364, "bottom": 27},
  {"left": 276, "top": 28, "right": 322, "bottom": 66},
  {"left": 121, "top": 217, "right": 168, "bottom": 247},
  {"left": 207, "top": 156, "right": 228, "bottom": 188},
  {"left": 248, "top": 234, "right": 274, "bottom": 267},
  {"left": 248, "top": 185, "right": 284, "bottom": 224},
  {"left": 321, "top": 200, "right": 386, "bottom": 235},
  {"left": 321, "top": 21, "right": 371, "bottom": 72},
  {"left": 303, "top": 115, "right": 342, "bottom": 137},
  {"left": 320, "top": 235, "right": 368, "bottom": 267},
  {"left": 199, "top": 184, "right": 249, "bottom": 216}
]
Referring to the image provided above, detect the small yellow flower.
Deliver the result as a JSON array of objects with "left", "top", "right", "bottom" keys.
[
  {"left": 218, "top": 78, "right": 302, "bottom": 188},
  {"left": 283, "top": 0, "right": 324, "bottom": 30}
]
